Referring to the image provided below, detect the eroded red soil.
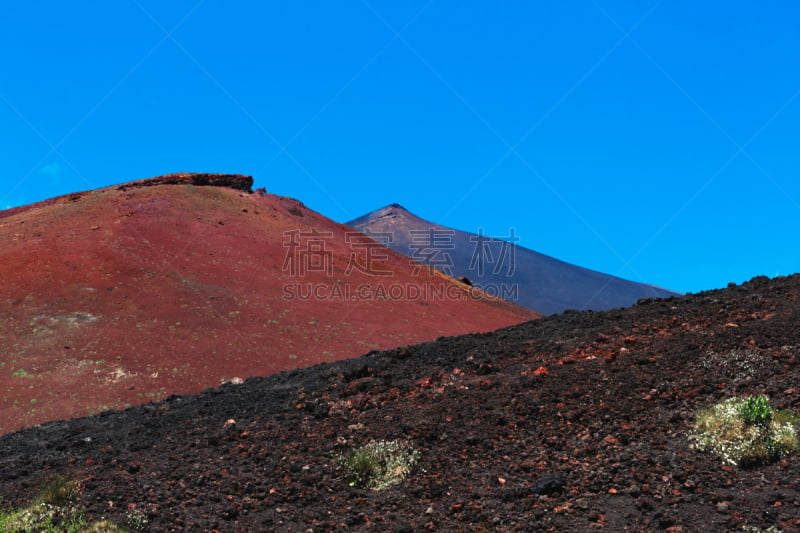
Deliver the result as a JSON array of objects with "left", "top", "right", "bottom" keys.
[{"left": 0, "top": 175, "right": 538, "bottom": 433}]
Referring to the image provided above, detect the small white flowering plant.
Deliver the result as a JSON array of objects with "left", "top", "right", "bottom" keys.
[
  {"left": 690, "top": 395, "right": 799, "bottom": 467},
  {"left": 339, "top": 439, "right": 421, "bottom": 490}
]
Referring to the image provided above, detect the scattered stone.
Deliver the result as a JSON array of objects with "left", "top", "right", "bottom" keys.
[
  {"left": 635, "top": 497, "right": 655, "bottom": 512},
  {"left": 574, "top": 498, "right": 590, "bottom": 510},
  {"left": 532, "top": 474, "right": 565, "bottom": 495}
]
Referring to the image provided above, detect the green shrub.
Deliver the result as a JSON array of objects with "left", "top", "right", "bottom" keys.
[
  {"left": 690, "top": 395, "right": 799, "bottom": 467},
  {"left": 339, "top": 440, "right": 420, "bottom": 490},
  {"left": 739, "top": 395, "right": 772, "bottom": 426},
  {"left": 34, "top": 476, "right": 83, "bottom": 507}
]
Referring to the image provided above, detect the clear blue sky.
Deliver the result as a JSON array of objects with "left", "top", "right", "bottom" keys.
[{"left": 2, "top": 1, "right": 799, "bottom": 294}]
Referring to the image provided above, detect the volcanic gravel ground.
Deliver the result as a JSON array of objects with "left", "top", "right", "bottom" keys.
[{"left": 2, "top": 275, "right": 800, "bottom": 531}]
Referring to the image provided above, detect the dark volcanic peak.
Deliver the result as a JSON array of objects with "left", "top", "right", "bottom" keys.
[
  {"left": 347, "top": 204, "right": 682, "bottom": 315},
  {"left": 346, "top": 202, "right": 421, "bottom": 227},
  {"left": 1, "top": 274, "right": 799, "bottom": 531}
]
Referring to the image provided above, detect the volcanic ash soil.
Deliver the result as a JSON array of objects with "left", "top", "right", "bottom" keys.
[{"left": 2, "top": 275, "right": 800, "bottom": 532}]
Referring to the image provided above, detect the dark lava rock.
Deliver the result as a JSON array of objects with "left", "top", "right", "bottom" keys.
[
  {"left": 117, "top": 172, "right": 254, "bottom": 192},
  {"left": 1, "top": 274, "right": 800, "bottom": 531},
  {"left": 532, "top": 473, "right": 566, "bottom": 495}
]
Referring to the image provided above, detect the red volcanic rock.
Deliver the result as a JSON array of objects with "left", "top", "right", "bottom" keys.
[{"left": 0, "top": 174, "right": 538, "bottom": 433}]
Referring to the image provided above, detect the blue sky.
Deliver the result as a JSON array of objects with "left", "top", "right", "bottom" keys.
[{"left": 2, "top": 1, "right": 799, "bottom": 294}]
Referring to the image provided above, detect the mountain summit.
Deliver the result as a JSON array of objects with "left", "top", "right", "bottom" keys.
[{"left": 347, "top": 204, "right": 681, "bottom": 315}]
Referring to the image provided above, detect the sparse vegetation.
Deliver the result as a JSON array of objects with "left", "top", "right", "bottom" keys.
[
  {"left": 82, "top": 521, "right": 128, "bottom": 532},
  {"left": 124, "top": 508, "right": 148, "bottom": 531},
  {"left": 741, "top": 526, "right": 783, "bottom": 533},
  {"left": 0, "top": 476, "right": 87, "bottom": 532},
  {"left": 339, "top": 440, "right": 420, "bottom": 490},
  {"left": 0, "top": 476, "right": 128, "bottom": 532},
  {"left": 34, "top": 476, "right": 83, "bottom": 507},
  {"left": 0, "top": 502, "right": 89, "bottom": 532},
  {"left": 690, "top": 395, "right": 799, "bottom": 467},
  {"left": 700, "top": 349, "right": 769, "bottom": 382}
]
